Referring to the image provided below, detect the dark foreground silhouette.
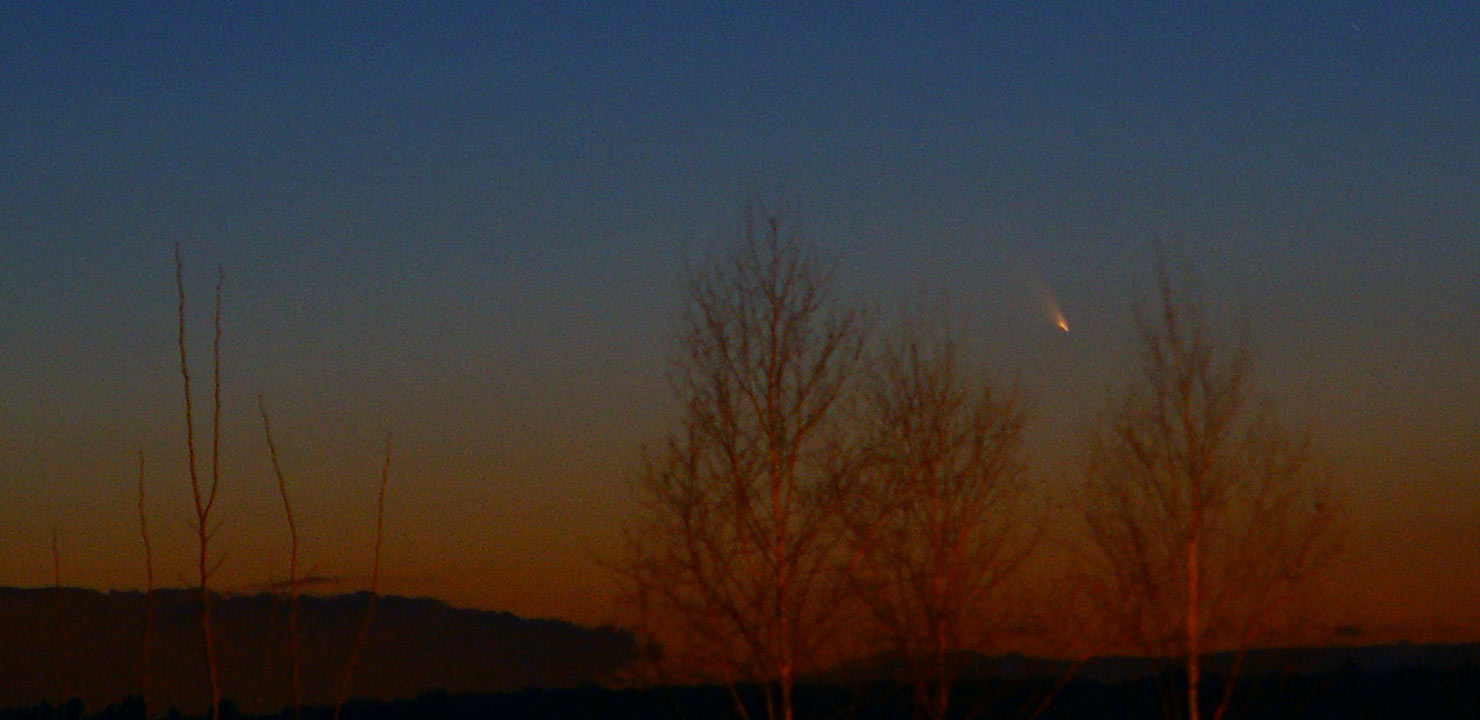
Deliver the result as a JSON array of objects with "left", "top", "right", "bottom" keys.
[
  {"left": 0, "top": 587, "right": 634, "bottom": 714},
  {"left": 4, "top": 586, "right": 1477, "bottom": 718},
  {"left": 3, "top": 663, "right": 1478, "bottom": 720}
]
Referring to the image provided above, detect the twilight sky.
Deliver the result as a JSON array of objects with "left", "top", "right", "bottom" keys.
[{"left": 3, "top": 4, "right": 1477, "bottom": 641}]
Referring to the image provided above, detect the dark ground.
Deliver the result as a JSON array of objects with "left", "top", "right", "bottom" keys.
[{"left": 6, "top": 664, "right": 1477, "bottom": 720}]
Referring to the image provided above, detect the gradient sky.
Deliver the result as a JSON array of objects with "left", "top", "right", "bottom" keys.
[{"left": 3, "top": 4, "right": 1477, "bottom": 641}]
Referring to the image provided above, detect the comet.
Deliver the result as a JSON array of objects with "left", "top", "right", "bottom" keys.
[
  {"left": 1011, "top": 253, "right": 1071, "bottom": 333},
  {"left": 1033, "top": 281, "right": 1070, "bottom": 332}
]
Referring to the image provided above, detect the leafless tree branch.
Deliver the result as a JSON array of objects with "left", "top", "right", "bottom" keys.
[
  {"left": 1078, "top": 254, "right": 1342, "bottom": 720},
  {"left": 176, "top": 244, "right": 224, "bottom": 719},
  {"left": 618, "top": 204, "right": 868, "bottom": 720},
  {"left": 259, "top": 397, "right": 302, "bottom": 720},
  {"left": 333, "top": 432, "right": 393, "bottom": 720}
]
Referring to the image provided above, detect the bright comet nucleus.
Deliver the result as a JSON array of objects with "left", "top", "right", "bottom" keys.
[
  {"left": 1023, "top": 270, "right": 1070, "bottom": 333},
  {"left": 1035, "top": 283, "right": 1070, "bottom": 332}
]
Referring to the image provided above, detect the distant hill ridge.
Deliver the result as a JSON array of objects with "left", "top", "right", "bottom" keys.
[{"left": 0, "top": 586, "right": 636, "bottom": 715}]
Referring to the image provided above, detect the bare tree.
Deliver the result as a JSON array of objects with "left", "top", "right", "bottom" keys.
[
  {"left": 333, "top": 432, "right": 393, "bottom": 720},
  {"left": 844, "top": 331, "right": 1031, "bottom": 720},
  {"left": 1077, "top": 258, "right": 1341, "bottom": 720},
  {"left": 175, "top": 244, "right": 225, "bottom": 719},
  {"left": 617, "top": 205, "right": 868, "bottom": 720},
  {"left": 259, "top": 398, "right": 303, "bottom": 720}
]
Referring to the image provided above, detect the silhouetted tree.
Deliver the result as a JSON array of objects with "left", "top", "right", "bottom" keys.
[
  {"left": 174, "top": 245, "right": 225, "bottom": 720},
  {"left": 258, "top": 399, "right": 302, "bottom": 720},
  {"left": 1077, "top": 257, "right": 1342, "bottom": 720},
  {"left": 618, "top": 204, "right": 869, "bottom": 720},
  {"left": 332, "top": 433, "right": 393, "bottom": 720},
  {"left": 843, "top": 330, "right": 1031, "bottom": 720}
]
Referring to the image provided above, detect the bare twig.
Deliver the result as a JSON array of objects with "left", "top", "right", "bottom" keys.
[
  {"left": 138, "top": 449, "right": 155, "bottom": 720},
  {"left": 259, "top": 397, "right": 302, "bottom": 720},
  {"left": 333, "top": 432, "right": 393, "bottom": 720},
  {"left": 176, "top": 244, "right": 223, "bottom": 719}
]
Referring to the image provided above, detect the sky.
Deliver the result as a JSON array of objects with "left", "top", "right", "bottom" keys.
[{"left": 2, "top": 4, "right": 1477, "bottom": 643}]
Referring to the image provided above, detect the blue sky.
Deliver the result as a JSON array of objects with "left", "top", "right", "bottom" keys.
[{"left": 2, "top": 3, "right": 1477, "bottom": 633}]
